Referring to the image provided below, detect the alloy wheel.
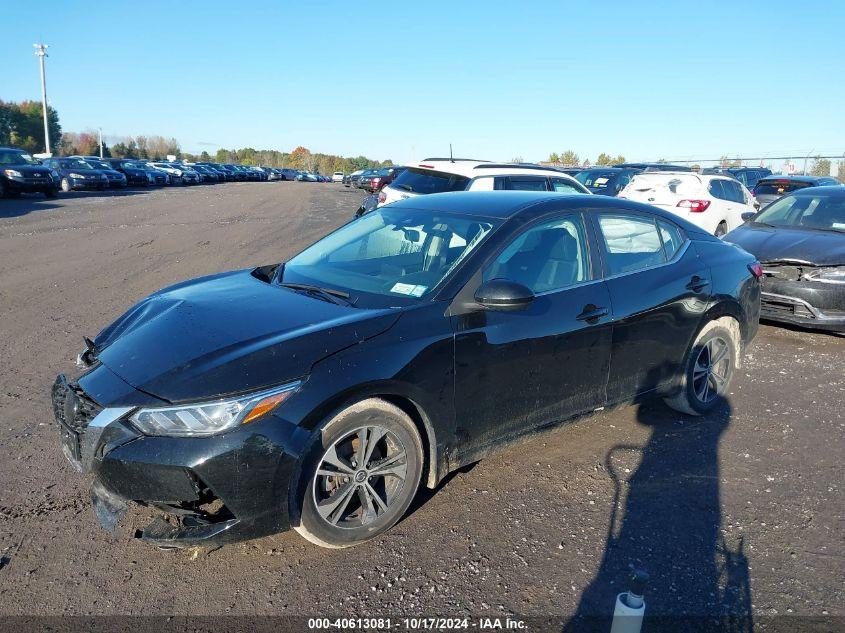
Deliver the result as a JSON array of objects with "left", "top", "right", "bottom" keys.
[
  {"left": 692, "top": 336, "right": 731, "bottom": 404},
  {"left": 312, "top": 425, "right": 408, "bottom": 529}
]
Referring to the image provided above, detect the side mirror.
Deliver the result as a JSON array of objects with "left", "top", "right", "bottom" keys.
[
  {"left": 741, "top": 211, "right": 756, "bottom": 222},
  {"left": 753, "top": 201, "right": 761, "bottom": 211},
  {"left": 474, "top": 279, "right": 534, "bottom": 312}
]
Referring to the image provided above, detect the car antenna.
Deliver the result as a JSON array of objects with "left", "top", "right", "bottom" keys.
[{"left": 450, "top": 144, "right": 454, "bottom": 163}]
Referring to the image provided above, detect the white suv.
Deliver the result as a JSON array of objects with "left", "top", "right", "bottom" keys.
[
  {"left": 619, "top": 172, "right": 756, "bottom": 237},
  {"left": 378, "top": 159, "right": 589, "bottom": 207},
  {"left": 332, "top": 172, "right": 344, "bottom": 182}
]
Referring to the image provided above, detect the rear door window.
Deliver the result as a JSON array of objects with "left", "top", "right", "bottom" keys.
[
  {"left": 390, "top": 168, "right": 470, "bottom": 195},
  {"left": 596, "top": 213, "right": 666, "bottom": 276}
]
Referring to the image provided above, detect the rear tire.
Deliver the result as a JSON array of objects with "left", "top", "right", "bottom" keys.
[
  {"left": 291, "top": 399, "right": 424, "bottom": 549},
  {"left": 664, "top": 317, "right": 740, "bottom": 416}
]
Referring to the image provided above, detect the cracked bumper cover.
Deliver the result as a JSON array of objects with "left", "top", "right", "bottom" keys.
[{"left": 83, "top": 410, "right": 308, "bottom": 547}]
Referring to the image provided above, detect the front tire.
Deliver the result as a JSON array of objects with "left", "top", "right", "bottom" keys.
[
  {"left": 44, "top": 187, "right": 58, "bottom": 199},
  {"left": 715, "top": 221, "right": 728, "bottom": 237},
  {"left": 291, "top": 399, "right": 424, "bottom": 548},
  {"left": 61, "top": 178, "right": 72, "bottom": 193},
  {"left": 664, "top": 317, "right": 740, "bottom": 416}
]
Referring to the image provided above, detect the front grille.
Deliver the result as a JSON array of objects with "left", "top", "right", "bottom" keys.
[{"left": 51, "top": 377, "right": 103, "bottom": 432}]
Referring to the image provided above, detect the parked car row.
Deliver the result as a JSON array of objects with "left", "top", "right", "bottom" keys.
[{"left": 0, "top": 144, "right": 333, "bottom": 198}]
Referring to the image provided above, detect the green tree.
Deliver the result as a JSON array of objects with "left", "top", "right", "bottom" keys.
[
  {"left": 560, "top": 150, "right": 579, "bottom": 166},
  {"left": 0, "top": 100, "right": 62, "bottom": 154},
  {"left": 810, "top": 157, "right": 831, "bottom": 177},
  {"left": 596, "top": 153, "right": 613, "bottom": 166},
  {"left": 548, "top": 152, "right": 560, "bottom": 164}
]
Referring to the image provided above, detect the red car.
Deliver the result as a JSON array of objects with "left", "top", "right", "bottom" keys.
[{"left": 369, "top": 166, "right": 406, "bottom": 194}]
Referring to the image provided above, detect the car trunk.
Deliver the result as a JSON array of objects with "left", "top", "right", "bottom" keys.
[{"left": 621, "top": 173, "right": 704, "bottom": 221}]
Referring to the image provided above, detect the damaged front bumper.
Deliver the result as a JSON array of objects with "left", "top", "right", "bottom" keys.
[
  {"left": 53, "top": 369, "right": 309, "bottom": 548},
  {"left": 759, "top": 269, "right": 845, "bottom": 332}
]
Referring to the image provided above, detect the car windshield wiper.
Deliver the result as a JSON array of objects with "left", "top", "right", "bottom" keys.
[
  {"left": 394, "top": 183, "right": 414, "bottom": 192},
  {"left": 278, "top": 282, "right": 352, "bottom": 306},
  {"left": 751, "top": 220, "right": 776, "bottom": 227}
]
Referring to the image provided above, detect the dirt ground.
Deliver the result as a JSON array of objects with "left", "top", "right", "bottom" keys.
[{"left": 0, "top": 183, "right": 842, "bottom": 629}]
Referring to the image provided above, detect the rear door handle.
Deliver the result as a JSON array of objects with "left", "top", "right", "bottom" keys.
[
  {"left": 576, "top": 305, "right": 609, "bottom": 322},
  {"left": 686, "top": 275, "right": 710, "bottom": 292}
]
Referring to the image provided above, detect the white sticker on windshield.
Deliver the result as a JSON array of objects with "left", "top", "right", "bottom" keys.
[
  {"left": 391, "top": 283, "right": 427, "bottom": 297},
  {"left": 391, "top": 283, "right": 416, "bottom": 295}
]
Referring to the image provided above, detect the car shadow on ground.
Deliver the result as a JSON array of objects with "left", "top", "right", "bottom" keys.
[
  {"left": 564, "top": 396, "right": 752, "bottom": 633},
  {"left": 0, "top": 188, "right": 155, "bottom": 218}
]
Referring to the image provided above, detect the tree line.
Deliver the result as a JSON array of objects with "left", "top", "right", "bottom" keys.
[
  {"left": 0, "top": 100, "right": 62, "bottom": 154},
  {"left": 1, "top": 100, "right": 392, "bottom": 172},
  {"left": 547, "top": 150, "right": 626, "bottom": 167}
]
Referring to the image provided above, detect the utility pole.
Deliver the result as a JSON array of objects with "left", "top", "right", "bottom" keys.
[
  {"left": 99, "top": 128, "right": 104, "bottom": 158},
  {"left": 33, "top": 43, "right": 51, "bottom": 156}
]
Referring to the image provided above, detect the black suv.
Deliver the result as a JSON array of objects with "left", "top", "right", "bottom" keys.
[
  {"left": 701, "top": 166, "right": 772, "bottom": 191},
  {"left": 0, "top": 146, "right": 59, "bottom": 198}
]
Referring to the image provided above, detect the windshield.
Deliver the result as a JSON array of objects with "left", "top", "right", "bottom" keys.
[
  {"left": 66, "top": 159, "right": 93, "bottom": 169},
  {"left": 390, "top": 167, "right": 470, "bottom": 195},
  {"left": 0, "top": 150, "right": 38, "bottom": 166},
  {"left": 754, "top": 193, "right": 845, "bottom": 232},
  {"left": 575, "top": 170, "right": 625, "bottom": 191},
  {"left": 87, "top": 160, "right": 111, "bottom": 170},
  {"left": 282, "top": 207, "right": 498, "bottom": 306}
]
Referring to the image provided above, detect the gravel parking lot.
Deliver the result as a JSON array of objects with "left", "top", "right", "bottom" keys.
[{"left": 0, "top": 184, "right": 842, "bottom": 628}]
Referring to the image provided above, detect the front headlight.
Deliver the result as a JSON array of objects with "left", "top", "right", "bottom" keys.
[
  {"left": 804, "top": 266, "right": 845, "bottom": 285},
  {"left": 129, "top": 381, "right": 301, "bottom": 437},
  {"left": 69, "top": 172, "right": 85, "bottom": 178},
  {"left": 4, "top": 169, "right": 23, "bottom": 178}
]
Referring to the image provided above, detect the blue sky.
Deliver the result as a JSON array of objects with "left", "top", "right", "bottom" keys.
[{"left": 2, "top": 1, "right": 843, "bottom": 165}]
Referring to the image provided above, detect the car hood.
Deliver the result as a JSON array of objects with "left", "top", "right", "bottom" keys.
[
  {"left": 725, "top": 224, "right": 845, "bottom": 266},
  {"left": 12, "top": 165, "right": 52, "bottom": 177},
  {"left": 94, "top": 269, "right": 401, "bottom": 403}
]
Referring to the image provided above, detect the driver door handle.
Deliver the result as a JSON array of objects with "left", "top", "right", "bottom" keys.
[{"left": 576, "top": 305, "right": 609, "bottom": 322}]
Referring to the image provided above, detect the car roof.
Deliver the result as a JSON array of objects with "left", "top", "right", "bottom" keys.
[
  {"left": 383, "top": 190, "right": 706, "bottom": 227},
  {"left": 758, "top": 174, "right": 830, "bottom": 183},
  {"left": 407, "top": 159, "right": 579, "bottom": 179},
  {"left": 791, "top": 184, "right": 845, "bottom": 196}
]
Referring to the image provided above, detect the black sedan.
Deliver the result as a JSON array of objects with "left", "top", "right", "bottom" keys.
[
  {"left": 42, "top": 157, "right": 110, "bottom": 192},
  {"left": 752, "top": 175, "right": 841, "bottom": 207},
  {"left": 79, "top": 157, "right": 128, "bottom": 188},
  {"left": 53, "top": 192, "right": 761, "bottom": 549},
  {"left": 103, "top": 158, "right": 154, "bottom": 186},
  {"left": 0, "top": 146, "right": 59, "bottom": 198},
  {"left": 725, "top": 185, "right": 845, "bottom": 331}
]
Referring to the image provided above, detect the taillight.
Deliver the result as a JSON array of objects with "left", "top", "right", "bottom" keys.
[
  {"left": 748, "top": 262, "right": 763, "bottom": 278},
  {"left": 677, "top": 199, "right": 711, "bottom": 213},
  {"left": 378, "top": 191, "right": 386, "bottom": 204}
]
